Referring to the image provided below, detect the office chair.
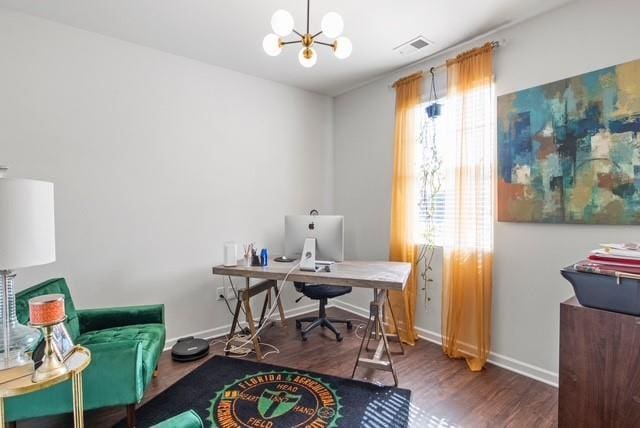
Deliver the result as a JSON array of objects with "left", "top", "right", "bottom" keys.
[{"left": 294, "top": 282, "right": 353, "bottom": 341}]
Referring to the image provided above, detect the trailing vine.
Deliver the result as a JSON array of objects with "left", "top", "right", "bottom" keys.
[{"left": 416, "top": 68, "right": 443, "bottom": 308}]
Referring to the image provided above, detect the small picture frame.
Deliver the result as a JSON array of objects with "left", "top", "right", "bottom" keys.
[{"left": 51, "top": 323, "right": 75, "bottom": 361}]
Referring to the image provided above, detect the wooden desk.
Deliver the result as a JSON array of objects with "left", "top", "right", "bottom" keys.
[{"left": 212, "top": 259, "right": 411, "bottom": 386}]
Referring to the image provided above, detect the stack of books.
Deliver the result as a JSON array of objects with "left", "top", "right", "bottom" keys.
[{"left": 574, "top": 243, "right": 640, "bottom": 278}]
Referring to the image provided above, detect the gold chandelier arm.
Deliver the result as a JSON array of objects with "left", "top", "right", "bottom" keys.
[
  {"left": 281, "top": 40, "right": 303, "bottom": 45},
  {"left": 314, "top": 40, "right": 336, "bottom": 49}
]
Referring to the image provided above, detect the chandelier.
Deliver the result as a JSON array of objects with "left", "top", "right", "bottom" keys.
[{"left": 262, "top": 0, "right": 352, "bottom": 68}]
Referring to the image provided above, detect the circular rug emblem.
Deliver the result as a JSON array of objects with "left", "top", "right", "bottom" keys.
[{"left": 208, "top": 370, "right": 342, "bottom": 427}]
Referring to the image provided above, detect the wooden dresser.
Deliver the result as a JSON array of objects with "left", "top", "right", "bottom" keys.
[{"left": 559, "top": 296, "right": 640, "bottom": 427}]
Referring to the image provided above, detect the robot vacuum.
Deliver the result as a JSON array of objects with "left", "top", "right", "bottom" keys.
[{"left": 171, "top": 336, "right": 210, "bottom": 362}]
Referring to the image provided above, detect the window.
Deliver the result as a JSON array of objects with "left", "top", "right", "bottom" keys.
[
  {"left": 414, "top": 99, "right": 447, "bottom": 246},
  {"left": 414, "top": 82, "right": 495, "bottom": 249}
]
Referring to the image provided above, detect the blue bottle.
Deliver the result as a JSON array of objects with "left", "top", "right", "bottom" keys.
[{"left": 260, "top": 248, "right": 268, "bottom": 266}]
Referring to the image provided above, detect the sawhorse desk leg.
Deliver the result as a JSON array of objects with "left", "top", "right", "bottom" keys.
[
  {"left": 352, "top": 288, "right": 405, "bottom": 386},
  {"left": 225, "top": 279, "right": 286, "bottom": 360}
]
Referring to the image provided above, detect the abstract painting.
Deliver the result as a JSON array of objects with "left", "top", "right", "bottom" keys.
[{"left": 498, "top": 59, "right": 640, "bottom": 224}]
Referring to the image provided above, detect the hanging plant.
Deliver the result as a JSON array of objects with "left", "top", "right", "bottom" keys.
[
  {"left": 416, "top": 67, "right": 443, "bottom": 309},
  {"left": 425, "top": 67, "right": 442, "bottom": 119}
]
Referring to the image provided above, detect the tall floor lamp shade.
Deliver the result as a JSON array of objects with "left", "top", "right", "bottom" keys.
[{"left": 0, "top": 171, "right": 56, "bottom": 370}]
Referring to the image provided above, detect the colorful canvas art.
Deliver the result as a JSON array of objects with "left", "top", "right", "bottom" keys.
[{"left": 497, "top": 59, "right": 640, "bottom": 224}]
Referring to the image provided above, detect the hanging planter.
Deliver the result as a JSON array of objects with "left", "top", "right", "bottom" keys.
[
  {"left": 425, "top": 102, "right": 441, "bottom": 118},
  {"left": 425, "top": 67, "right": 442, "bottom": 118}
]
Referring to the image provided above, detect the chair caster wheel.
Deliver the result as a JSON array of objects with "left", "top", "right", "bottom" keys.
[
  {"left": 295, "top": 320, "right": 301, "bottom": 329},
  {"left": 347, "top": 321, "right": 353, "bottom": 330},
  {"left": 336, "top": 334, "right": 343, "bottom": 342},
  {"left": 321, "top": 324, "right": 326, "bottom": 329},
  {"left": 301, "top": 334, "right": 308, "bottom": 342}
]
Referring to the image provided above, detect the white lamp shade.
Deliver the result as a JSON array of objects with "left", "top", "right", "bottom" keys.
[
  {"left": 334, "top": 36, "right": 353, "bottom": 59},
  {"left": 0, "top": 178, "right": 55, "bottom": 270},
  {"left": 298, "top": 47, "right": 317, "bottom": 68},
  {"left": 321, "top": 12, "right": 344, "bottom": 38},
  {"left": 271, "top": 9, "right": 294, "bottom": 37},
  {"left": 263, "top": 34, "right": 282, "bottom": 56}
]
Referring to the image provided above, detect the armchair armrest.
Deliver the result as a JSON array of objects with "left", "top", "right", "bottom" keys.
[
  {"left": 77, "top": 304, "right": 164, "bottom": 333},
  {"left": 83, "top": 340, "right": 147, "bottom": 406},
  {"left": 152, "top": 410, "right": 204, "bottom": 428}
]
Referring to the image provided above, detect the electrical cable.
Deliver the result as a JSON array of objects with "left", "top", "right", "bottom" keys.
[
  {"left": 224, "top": 256, "right": 309, "bottom": 354},
  {"left": 354, "top": 323, "right": 367, "bottom": 339},
  {"left": 258, "top": 342, "right": 280, "bottom": 359},
  {"left": 227, "top": 276, "right": 246, "bottom": 316},
  {"left": 227, "top": 342, "right": 281, "bottom": 359},
  {"left": 221, "top": 294, "right": 235, "bottom": 317},
  {"left": 337, "top": 317, "right": 367, "bottom": 339},
  {"left": 212, "top": 333, "right": 281, "bottom": 359}
]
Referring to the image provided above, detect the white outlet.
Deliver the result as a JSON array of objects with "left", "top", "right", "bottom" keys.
[{"left": 217, "top": 285, "right": 237, "bottom": 301}]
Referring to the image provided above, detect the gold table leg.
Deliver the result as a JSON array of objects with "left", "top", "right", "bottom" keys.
[{"left": 72, "top": 371, "right": 84, "bottom": 428}]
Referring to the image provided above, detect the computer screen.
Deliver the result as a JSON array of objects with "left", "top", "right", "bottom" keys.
[{"left": 284, "top": 215, "right": 344, "bottom": 262}]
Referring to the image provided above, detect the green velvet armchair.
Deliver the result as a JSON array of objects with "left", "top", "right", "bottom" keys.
[
  {"left": 152, "top": 410, "right": 203, "bottom": 428},
  {"left": 6, "top": 278, "right": 165, "bottom": 427}
]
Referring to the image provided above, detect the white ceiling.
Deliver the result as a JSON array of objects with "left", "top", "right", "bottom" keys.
[{"left": 0, "top": 0, "right": 574, "bottom": 96}]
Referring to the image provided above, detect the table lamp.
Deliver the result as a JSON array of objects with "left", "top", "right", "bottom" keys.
[{"left": 0, "top": 168, "right": 56, "bottom": 376}]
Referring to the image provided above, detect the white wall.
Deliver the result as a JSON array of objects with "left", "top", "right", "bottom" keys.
[
  {"left": 0, "top": 9, "right": 334, "bottom": 343},
  {"left": 333, "top": 0, "right": 640, "bottom": 385},
  {"left": 3, "top": 0, "right": 639, "bottom": 385}
]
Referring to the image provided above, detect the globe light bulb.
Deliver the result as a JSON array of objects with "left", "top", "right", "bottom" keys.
[
  {"left": 298, "top": 47, "right": 317, "bottom": 68},
  {"left": 263, "top": 34, "right": 282, "bottom": 56},
  {"left": 321, "top": 12, "right": 344, "bottom": 38},
  {"left": 333, "top": 36, "right": 352, "bottom": 59},
  {"left": 271, "top": 9, "right": 294, "bottom": 37}
]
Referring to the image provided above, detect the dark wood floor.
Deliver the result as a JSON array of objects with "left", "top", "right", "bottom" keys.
[{"left": 19, "top": 308, "right": 558, "bottom": 427}]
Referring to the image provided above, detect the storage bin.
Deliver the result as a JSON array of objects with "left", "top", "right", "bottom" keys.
[{"left": 561, "top": 266, "right": 640, "bottom": 316}]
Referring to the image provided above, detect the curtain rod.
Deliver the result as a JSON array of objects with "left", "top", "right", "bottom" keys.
[{"left": 391, "top": 40, "right": 500, "bottom": 88}]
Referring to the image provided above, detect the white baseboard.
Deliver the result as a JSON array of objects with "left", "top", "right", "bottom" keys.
[
  {"left": 163, "top": 302, "right": 319, "bottom": 351},
  {"left": 332, "top": 299, "right": 559, "bottom": 387},
  {"left": 164, "top": 299, "right": 559, "bottom": 387},
  {"left": 332, "top": 299, "right": 369, "bottom": 318}
]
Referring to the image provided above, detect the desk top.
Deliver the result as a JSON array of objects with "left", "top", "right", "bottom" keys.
[{"left": 212, "top": 259, "right": 411, "bottom": 291}]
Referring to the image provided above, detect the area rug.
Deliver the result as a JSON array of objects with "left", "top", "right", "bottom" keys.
[{"left": 115, "top": 355, "right": 411, "bottom": 427}]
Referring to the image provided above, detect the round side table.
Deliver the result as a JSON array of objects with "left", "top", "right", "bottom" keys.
[{"left": 0, "top": 345, "right": 91, "bottom": 428}]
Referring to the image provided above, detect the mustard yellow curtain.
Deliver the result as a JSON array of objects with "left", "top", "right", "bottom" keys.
[
  {"left": 387, "top": 72, "right": 423, "bottom": 346},
  {"left": 441, "top": 43, "right": 495, "bottom": 371}
]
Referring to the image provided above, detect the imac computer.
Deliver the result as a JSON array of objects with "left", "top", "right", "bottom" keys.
[{"left": 284, "top": 215, "right": 344, "bottom": 265}]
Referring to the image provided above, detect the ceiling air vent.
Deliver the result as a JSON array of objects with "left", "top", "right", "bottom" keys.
[{"left": 394, "top": 36, "right": 432, "bottom": 56}]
